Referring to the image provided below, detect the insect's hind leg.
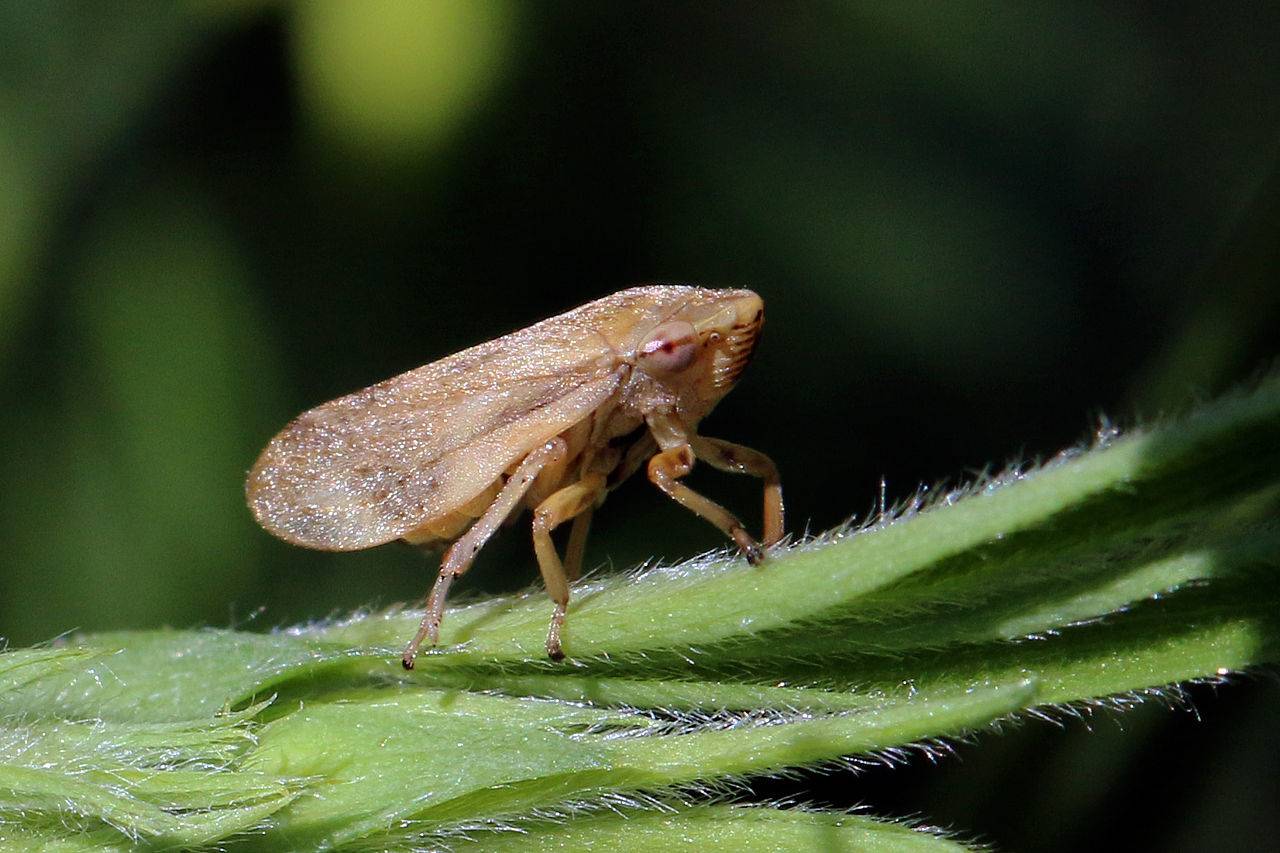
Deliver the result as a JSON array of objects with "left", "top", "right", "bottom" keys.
[
  {"left": 691, "top": 436, "right": 784, "bottom": 546},
  {"left": 564, "top": 508, "right": 593, "bottom": 583},
  {"left": 531, "top": 473, "right": 606, "bottom": 660},
  {"left": 402, "top": 438, "right": 567, "bottom": 670}
]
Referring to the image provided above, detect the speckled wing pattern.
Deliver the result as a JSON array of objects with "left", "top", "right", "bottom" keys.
[{"left": 246, "top": 304, "right": 633, "bottom": 551}]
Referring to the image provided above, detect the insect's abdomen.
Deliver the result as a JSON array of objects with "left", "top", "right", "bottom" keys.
[
  {"left": 398, "top": 414, "right": 602, "bottom": 550},
  {"left": 247, "top": 366, "right": 625, "bottom": 552},
  {"left": 399, "top": 479, "right": 502, "bottom": 548}
]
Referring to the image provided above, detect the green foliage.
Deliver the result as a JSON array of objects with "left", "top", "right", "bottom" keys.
[{"left": 1, "top": 377, "right": 1276, "bottom": 849}]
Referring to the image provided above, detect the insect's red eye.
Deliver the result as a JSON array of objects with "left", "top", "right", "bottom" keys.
[{"left": 639, "top": 320, "right": 698, "bottom": 373}]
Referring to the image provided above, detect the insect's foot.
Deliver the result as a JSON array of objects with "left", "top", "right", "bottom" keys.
[
  {"left": 401, "top": 653, "right": 415, "bottom": 671},
  {"left": 546, "top": 630, "right": 565, "bottom": 661},
  {"left": 731, "top": 527, "right": 764, "bottom": 564},
  {"left": 546, "top": 604, "right": 567, "bottom": 661}
]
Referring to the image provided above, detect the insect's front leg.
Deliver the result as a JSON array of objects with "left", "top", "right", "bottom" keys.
[
  {"left": 644, "top": 412, "right": 764, "bottom": 564},
  {"left": 530, "top": 472, "right": 607, "bottom": 660},
  {"left": 402, "top": 438, "right": 567, "bottom": 670},
  {"left": 690, "top": 436, "right": 784, "bottom": 546}
]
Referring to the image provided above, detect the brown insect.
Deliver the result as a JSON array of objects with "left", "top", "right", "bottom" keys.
[{"left": 246, "top": 285, "right": 783, "bottom": 666}]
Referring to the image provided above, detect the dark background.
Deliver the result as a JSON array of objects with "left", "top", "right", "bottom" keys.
[{"left": 0, "top": 4, "right": 1277, "bottom": 850}]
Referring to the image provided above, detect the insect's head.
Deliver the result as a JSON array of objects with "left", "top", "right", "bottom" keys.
[{"left": 634, "top": 288, "right": 764, "bottom": 404}]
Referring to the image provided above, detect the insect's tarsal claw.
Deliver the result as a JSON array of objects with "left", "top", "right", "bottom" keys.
[
  {"left": 547, "top": 645, "right": 566, "bottom": 662},
  {"left": 730, "top": 526, "right": 764, "bottom": 564},
  {"left": 401, "top": 654, "right": 415, "bottom": 670}
]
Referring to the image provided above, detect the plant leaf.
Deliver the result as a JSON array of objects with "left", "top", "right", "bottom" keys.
[{"left": 0, "top": 376, "right": 1276, "bottom": 848}]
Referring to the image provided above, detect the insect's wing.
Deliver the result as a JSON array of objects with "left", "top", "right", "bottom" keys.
[{"left": 246, "top": 319, "right": 622, "bottom": 551}]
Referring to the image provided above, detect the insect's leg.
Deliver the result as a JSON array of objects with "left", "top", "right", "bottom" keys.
[
  {"left": 647, "top": 445, "right": 764, "bottom": 564},
  {"left": 690, "top": 436, "right": 784, "bottom": 546},
  {"left": 609, "top": 432, "right": 658, "bottom": 489},
  {"left": 402, "top": 438, "right": 567, "bottom": 670},
  {"left": 531, "top": 473, "right": 607, "bottom": 660},
  {"left": 564, "top": 508, "right": 593, "bottom": 583}
]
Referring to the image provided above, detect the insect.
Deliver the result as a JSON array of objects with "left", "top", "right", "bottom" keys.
[{"left": 246, "top": 285, "right": 783, "bottom": 666}]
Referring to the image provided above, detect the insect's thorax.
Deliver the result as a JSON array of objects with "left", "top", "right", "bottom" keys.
[
  {"left": 554, "top": 362, "right": 721, "bottom": 485},
  {"left": 399, "top": 359, "right": 724, "bottom": 551},
  {"left": 398, "top": 370, "right": 637, "bottom": 549}
]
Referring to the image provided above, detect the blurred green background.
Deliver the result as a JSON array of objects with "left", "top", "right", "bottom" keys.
[{"left": 0, "top": 2, "right": 1277, "bottom": 850}]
